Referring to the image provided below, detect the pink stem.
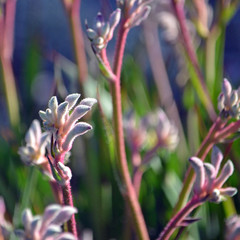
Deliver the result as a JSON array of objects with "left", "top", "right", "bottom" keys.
[
  {"left": 62, "top": 182, "right": 78, "bottom": 237},
  {"left": 2, "top": 0, "right": 16, "bottom": 60},
  {"left": 55, "top": 153, "right": 78, "bottom": 238},
  {"left": 141, "top": 141, "right": 165, "bottom": 166},
  {"left": 158, "top": 196, "right": 203, "bottom": 240},
  {"left": 173, "top": 117, "right": 225, "bottom": 214},
  {"left": 110, "top": 20, "right": 149, "bottom": 240},
  {"left": 171, "top": 0, "right": 216, "bottom": 121}
]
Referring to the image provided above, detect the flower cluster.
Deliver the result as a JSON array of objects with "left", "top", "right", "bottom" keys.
[
  {"left": 144, "top": 108, "right": 179, "bottom": 151},
  {"left": 39, "top": 93, "right": 97, "bottom": 153},
  {"left": 14, "top": 204, "right": 77, "bottom": 240},
  {"left": 218, "top": 78, "right": 240, "bottom": 119},
  {"left": 225, "top": 215, "right": 240, "bottom": 240},
  {"left": 86, "top": 9, "right": 121, "bottom": 52},
  {"left": 189, "top": 146, "right": 237, "bottom": 203},
  {"left": 18, "top": 120, "right": 49, "bottom": 166},
  {"left": 117, "top": 0, "right": 151, "bottom": 28},
  {"left": 124, "top": 111, "right": 147, "bottom": 152}
]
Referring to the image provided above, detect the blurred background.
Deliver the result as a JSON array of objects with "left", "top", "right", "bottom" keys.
[{"left": 0, "top": 0, "right": 240, "bottom": 239}]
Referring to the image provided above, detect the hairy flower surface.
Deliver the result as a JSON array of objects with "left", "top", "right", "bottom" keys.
[
  {"left": 226, "top": 215, "right": 240, "bottom": 240},
  {"left": 189, "top": 146, "right": 237, "bottom": 203},
  {"left": 218, "top": 78, "right": 240, "bottom": 119},
  {"left": 144, "top": 108, "right": 179, "bottom": 151},
  {"left": 39, "top": 94, "right": 97, "bottom": 153},
  {"left": 14, "top": 204, "right": 77, "bottom": 240},
  {"left": 86, "top": 9, "right": 121, "bottom": 52},
  {"left": 18, "top": 120, "right": 49, "bottom": 166},
  {"left": 117, "top": 0, "right": 151, "bottom": 28}
]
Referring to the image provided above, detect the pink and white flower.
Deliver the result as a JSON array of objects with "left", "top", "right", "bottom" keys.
[{"left": 189, "top": 146, "right": 237, "bottom": 203}]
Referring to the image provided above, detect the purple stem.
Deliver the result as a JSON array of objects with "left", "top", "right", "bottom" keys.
[
  {"left": 158, "top": 196, "right": 203, "bottom": 240},
  {"left": 110, "top": 20, "right": 149, "bottom": 240}
]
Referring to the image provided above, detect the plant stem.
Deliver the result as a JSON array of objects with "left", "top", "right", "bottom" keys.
[
  {"left": 171, "top": 0, "right": 216, "bottom": 121},
  {"left": 110, "top": 21, "right": 149, "bottom": 240},
  {"left": 63, "top": 0, "right": 87, "bottom": 92},
  {"left": 55, "top": 153, "right": 78, "bottom": 238},
  {"left": 0, "top": 0, "right": 20, "bottom": 129},
  {"left": 158, "top": 196, "right": 202, "bottom": 240},
  {"left": 173, "top": 117, "right": 224, "bottom": 214},
  {"left": 143, "top": 19, "right": 189, "bottom": 161},
  {"left": 62, "top": 182, "right": 78, "bottom": 237}
]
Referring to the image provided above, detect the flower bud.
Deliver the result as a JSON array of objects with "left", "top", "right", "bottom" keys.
[{"left": 222, "top": 78, "right": 232, "bottom": 97}]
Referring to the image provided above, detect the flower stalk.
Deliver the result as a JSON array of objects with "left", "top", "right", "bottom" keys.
[
  {"left": 171, "top": 0, "right": 216, "bottom": 121},
  {"left": 173, "top": 117, "right": 225, "bottom": 214},
  {"left": 110, "top": 20, "right": 149, "bottom": 240},
  {"left": 158, "top": 196, "right": 203, "bottom": 240}
]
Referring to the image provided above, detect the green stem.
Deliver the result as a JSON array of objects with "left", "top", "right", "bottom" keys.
[
  {"left": 171, "top": 0, "right": 216, "bottom": 121},
  {"left": 173, "top": 117, "right": 224, "bottom": 214},
  {"left": 109, "top": 21, "right": 149, "bottom": 240}
]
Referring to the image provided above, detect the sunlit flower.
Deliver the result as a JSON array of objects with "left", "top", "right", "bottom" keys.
[
  {"left": 14, "top": 204, "right": 77, "bottom": 240},
  {"left": 225, "top": 215, "right": 240, "bottom": 240},
  {"left": 86, "top": 9, "right": 121, "bottom": 52},
  {"left": 18, "top": 120, "right": 49, "bottom": 166},
  {"left": 117, "top": 0, "right": 151, "bottom": 28},
  {"left": 189, "top": 146, "right": 237, "bottom": 203},
  {"left": 218, "top": 78, "right": 240, "bottom": 119},
  {"left": 39, "top": 93, "right": 97, "bottom": 153},
  {"left": 144, "top": 108, "right": 179, "bottom": 151}
]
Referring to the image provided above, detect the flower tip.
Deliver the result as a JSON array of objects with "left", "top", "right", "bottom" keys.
[
  {"left": 211, "top": 145, "right": 223, "bottom": 172},
  {"left": 222, "top": 78, "right": 232, "bottom": 96},
  {"left": 189, "top": 156, "right": 202, "bottom": 165},
  {"left": 221, "top": 187, "right": 238, "bottom": 197}
]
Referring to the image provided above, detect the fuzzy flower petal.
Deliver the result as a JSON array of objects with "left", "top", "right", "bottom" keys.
[
  {"left": 62, "top": 122, "right": 93, "bottom": 152},
  {"left": 214, "top": 160, "right": 234, "bottom": 188},
  {"left": 189, "top": 157, "right": 205, "bottom": 195}
]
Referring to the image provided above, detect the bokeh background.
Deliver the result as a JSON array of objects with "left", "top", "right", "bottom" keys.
[{"left": 1, "top": 0, "right": 240, "bottom": 239}]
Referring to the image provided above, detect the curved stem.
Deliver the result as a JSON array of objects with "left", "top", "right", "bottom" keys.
[
  {"left": 110, "top": 21, "right": 149, "bottom": 240},
  {"left": 173, "top": 117, "right": 224, "bottom": 214},
  {"left": 158, "top": 196, "right": 202, "bottom": 240},
  {"left": 171, "top": 0, "right": 216, "bottom": 121}
]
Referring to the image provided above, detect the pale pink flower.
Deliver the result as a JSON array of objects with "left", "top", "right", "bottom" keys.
[
  {"left": 117, "top": 0, "right": 151, "bottom": 28},
  {"left": 39, "top": 94, "right": 97, "bottom": 153},
  {"left": 226, "top": 215, "right": 240, "bottom": 240},
  {"left": 86, "top": 9, "right": 121, "bottom": 52},
  {"left": 18, "top": 120, "right": 49, "bottom": 166},
  {"left": 14, "top": 204, "right": 77, "bottom": 240},
  {"left": 189, "top": 146, "right": 237, "bottom": 203},
  {"left": 218, "top": 78, "right": 240, "bottom": 119}
]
